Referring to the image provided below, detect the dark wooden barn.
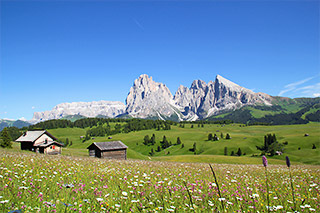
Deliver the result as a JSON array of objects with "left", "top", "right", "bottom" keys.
[{"left": 87, "top": 141, "right": 128, "bottom": 160}]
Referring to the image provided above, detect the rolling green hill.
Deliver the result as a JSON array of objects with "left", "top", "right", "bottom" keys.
[
  {"left": 207, "top": 97, "right": 320, "bottom": 124},
  {"left": 37, "top": 122, "right": 320, "bottom": 165}
]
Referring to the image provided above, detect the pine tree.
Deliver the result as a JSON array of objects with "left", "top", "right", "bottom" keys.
[
  {"left": 230, "top": 151, "right": 235, "bottom": 156},
  {"left": 0, "top": 128, "right": 12, "bottom": 148},
  {"left": 177, "top": 137, "right": 181, "bottom": 145},
  {"left": 181, "top": 143, "right": 184, "bottom": 149},
  {"left": 236, "top": 148, "right": 242, "bottom": 156},
  {"left": 208, "top": 133, "right": 213, "bottom": 141},
  {"left": 157, "top": 146, "right": 161, "bottom": 152},
  {"left": 226, "top": 133, "right": 231, "bottom": 139},
  {"left": 149, "top": 148, "right": 154, "bottom": 156},
  {"left": 213, "top": 134, "right": 219, "bottom": 141},
  {"left": 224, "top": 147, "right": 228, "bottom": 156},
  {"left": 160, "top": 135, "right": 169, "bottom": 149},
  {"left": 312, "top": 144, "right": 316, "bottom": 149},
  {"left": 193, "top": 142, "right": 197, "bottom": 152},
  {"left": 144, "top": 135, "right": 150, "bottom": 145},
  {"left": 191, "top": 124, "right": 194, "bottom": 128},
  {"left": 220, "top": 132, "right": 224, "bottom": 139},
  {"left": 151, "top": 134, "right": 156, "bottom": 145}
]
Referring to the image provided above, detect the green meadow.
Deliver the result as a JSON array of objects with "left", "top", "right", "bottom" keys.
[{"left": 13, "top": 122, "right": 318, "bottom": 165}]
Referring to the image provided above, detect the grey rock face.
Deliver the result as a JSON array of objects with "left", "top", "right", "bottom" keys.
[
  {"left": 125, "top": 74, "right": 178, "bottom": 119},
  {"left": 31, "top": 101, "right": 126, "bottom": 123},
  {"left": 173, "top": 75, "right": 273, "bottom": 119}
]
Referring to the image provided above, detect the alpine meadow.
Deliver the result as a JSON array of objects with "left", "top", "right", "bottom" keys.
[{"left": 1, "top": 1, "right": 320, "bottom": 212}]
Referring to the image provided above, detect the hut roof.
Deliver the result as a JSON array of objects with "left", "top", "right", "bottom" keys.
[
  {"left": 15, "top": 130, "right": 57, "bottom": 142},
  {"left": 37, "top": 141, "right": 63, "bottom": 148},
  {"left": 87, "top": 141, "right": 128, "bottom": 151}
]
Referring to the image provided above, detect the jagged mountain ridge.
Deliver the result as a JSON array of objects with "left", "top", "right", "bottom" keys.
[
  {"left": 31, "top": 74, "right": 276, "bottom": 123},
  {"left": 125, "top": 74, "right": 273, "bottom": 120},
  {"left": 31, "top": 101, "right": 126, "bottom": 123}
]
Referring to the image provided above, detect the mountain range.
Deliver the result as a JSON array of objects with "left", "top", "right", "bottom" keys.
[
  {"left": 1, "top": 74, "right": 319, "bottom": 129},
  {"left": 124, "top": 74, "right": 274, "bottom": 121}
]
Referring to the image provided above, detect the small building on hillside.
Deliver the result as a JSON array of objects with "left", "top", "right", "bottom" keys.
[
  {"left": 87, "top": 141, "right": 128, "bottom": 160},
  {"left": 15, "top": 130, "right": 63, "bottom": 155}
]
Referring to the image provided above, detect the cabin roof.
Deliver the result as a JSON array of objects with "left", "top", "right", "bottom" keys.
[
  {"left": 37, "top": 141, "right": 63, "bottom": 148},
  {"left": 15, "top": 130, "right": 57, "bottom": 142},
  {"left": 87, "top": 141, "right": 128, "bottom": 151}
]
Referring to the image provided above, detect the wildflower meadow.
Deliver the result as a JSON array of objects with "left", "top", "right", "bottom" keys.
[{"left": 0, "top": 151, "right": 319, "bottom": 212}]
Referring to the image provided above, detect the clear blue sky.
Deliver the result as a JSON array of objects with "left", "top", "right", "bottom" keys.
[{"left": 1, "top": 0, "right": 319, "bottom": 120}]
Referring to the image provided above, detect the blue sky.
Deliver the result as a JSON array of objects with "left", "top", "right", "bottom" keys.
[{"left": 1, "top": 0, "right": 319, "bottom": 120}]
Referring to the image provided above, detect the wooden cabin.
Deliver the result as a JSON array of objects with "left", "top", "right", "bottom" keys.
[
  {"left": 15, "top": 130, "right": 63, "bottom": 155},
  {"left": 87, "top": 141, "right": 128, "bottom": 160}
]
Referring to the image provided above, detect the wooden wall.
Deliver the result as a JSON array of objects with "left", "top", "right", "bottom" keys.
[
  {"left": 21, "top": 142, "right": 33, "bottom": 151},
  {"left": 44, "top": 145, "right": 61, "bottom": 155},
  {"left": 101, "top": 149, "right": 126, "bottom": 160}
]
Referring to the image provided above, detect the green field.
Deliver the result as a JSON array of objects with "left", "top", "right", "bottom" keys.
[
  {"left": 12, "top": 122, "right": 318, "bottom": 165},
  {"left": 0, "top": 151, "right": 319, "bottom": 212}
]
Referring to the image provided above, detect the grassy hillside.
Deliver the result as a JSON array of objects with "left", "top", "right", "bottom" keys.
[
  {"left": 42, "top": 122, "right": 320, "bottom": 165},
  {"left": 207, "top": 97, "right": 320, "bottom": 124}
]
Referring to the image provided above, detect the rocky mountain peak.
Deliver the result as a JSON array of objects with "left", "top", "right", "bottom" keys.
[
  {"left": 191, "top": 79, "right": 207, "bottom": 90},
  {"left": 134, "top": 74, "right": 153, "bottom": 87},
  {"left": 126, "top": 74, "right": 176, "bottom": 119}
]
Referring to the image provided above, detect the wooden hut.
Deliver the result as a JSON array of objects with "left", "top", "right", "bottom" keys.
[
  {"left": 87, "top": 141, "right": 128, "bottom": 160},
  {"left": 15, "top": 130, "right": 63, "bottom": 155}
]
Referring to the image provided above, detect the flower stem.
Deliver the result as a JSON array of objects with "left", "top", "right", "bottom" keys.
[
  {"left": 209, "top": 164, "right": 224, "bottom": 211},
  {"left": 289, "top": 167, "right": 296, "bottom": 211},
  {"left": 265, "top": 166, "right": 270, "bottom": 213}
]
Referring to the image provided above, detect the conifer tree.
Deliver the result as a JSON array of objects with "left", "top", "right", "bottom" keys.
[
  {"left": 193, "top": 142, "right": 197, "bottom": 152},
  {"left": 177, "top": 137, "right": 181, "bottom": 145},
  {"left": 149, "top": 148, "right": 154, "bottom": 156},
  {"left": 151, "top": 134, "right": 156, "bottom": 145},
  {"left": 0, "top": 128, "right": 12, "bottom": 148},
  {"left": 144, "top": 135, "right": 150, "bottom": 145},
  {"left": 213, "top": 134, "right": 219, "bottom": 141},
  {"left": 237, "top": 148, "right": 242, "bottom": 156},
  {"left": 226, "top": 133, "right": 231, "bottom": 139}
]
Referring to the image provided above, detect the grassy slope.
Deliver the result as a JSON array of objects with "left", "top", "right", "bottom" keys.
[{"left": 42, "top": 122, "right": 320, "bottom": 165}]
